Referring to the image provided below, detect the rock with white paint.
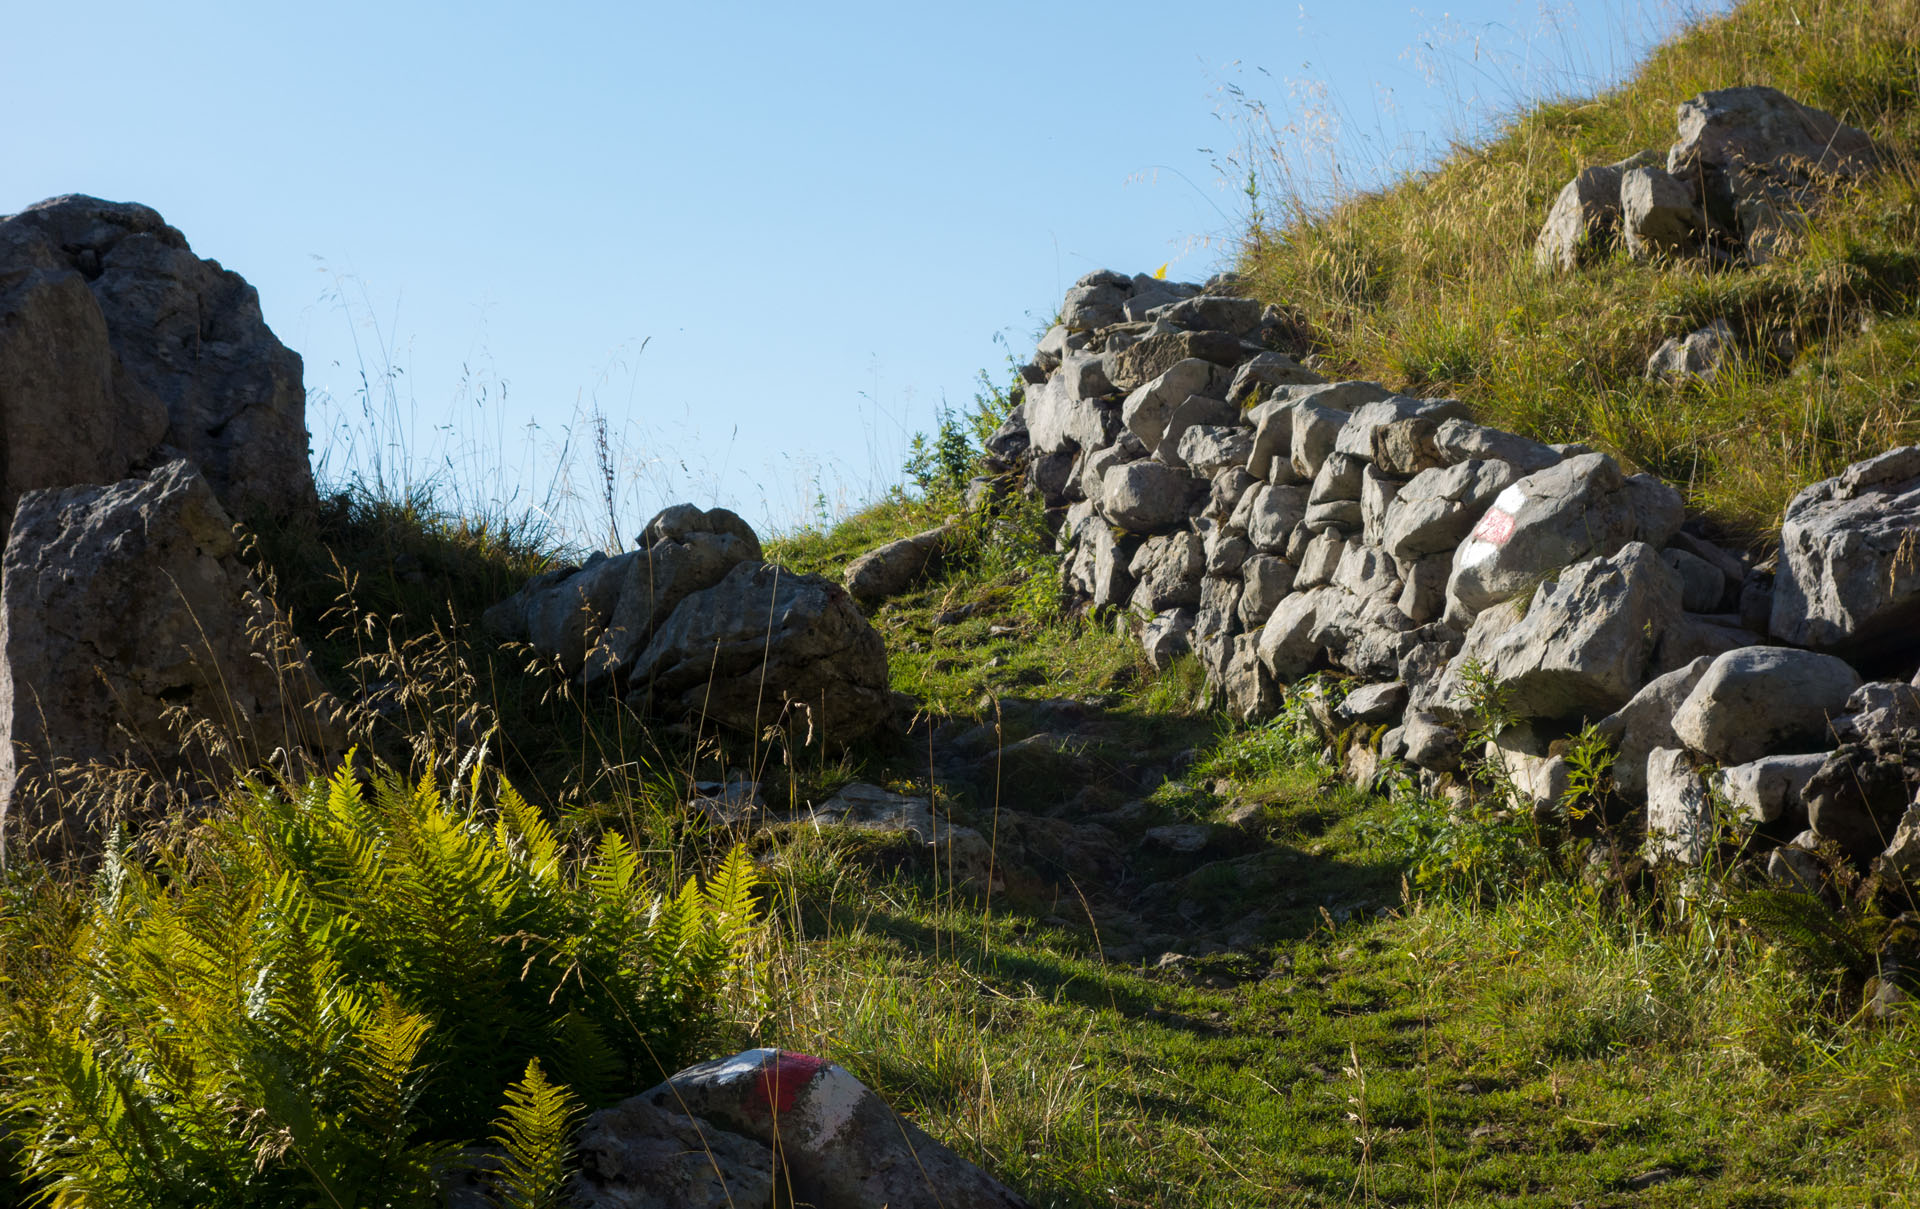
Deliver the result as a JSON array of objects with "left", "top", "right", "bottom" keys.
[
  {"left": 1445, "top": 452, "right": 1683, "bottom": 621},
  {"left": 633, "top": 1049, "right": 1033, "bottom": 1209}
]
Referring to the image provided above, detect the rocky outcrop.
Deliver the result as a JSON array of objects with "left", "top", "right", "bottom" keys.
[
  {"left": 0, "top": 195, "right": 316, "bottom": 532},
  {"left": 0, "top": 462, "right": 339, "bottom": 864},
  {"left": 1535, "top": 87, "right": 1877, "bottom": 272},
  {"left": 487, "top": 503, "right": 892, "bottom": 740}
]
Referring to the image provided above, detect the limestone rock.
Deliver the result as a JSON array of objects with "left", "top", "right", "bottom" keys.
[
  {"left": 1712, "top": 752, "right": 1827, "bottom": 825},
  {"left": 571, "top": 1096, "right": 776, "bottom": 1208},
  {"left": 0, "top": 195, "right": 315, "bottom": 532},
  {"left": 1121, "top": 359, "right": 1224, "bottom": 454},
  {"left": 1645, "top": 748, "right": 1713, "bottom": 866},
  {"left": 1770, "top": 446, "right": 1920, "bottom": 656},
  {"left": 1646, "top": 319, "right": 1736, "bottom": 384},
  {"left": 1441, "top": 543, "right": 1681, "bottom": 723},
  {"left": 1670, "top": 646, "right": 1862, "bottom": 765},
  {"left": 634, "top": 1049, "right": 1033, "bottom": 1209},
  {"left": 844, "top": 523, "right": 953, "bottom": 604},
  {"left": 1594, "top": 656, "right": 1714, "bottom": 800},
  {"left": 625, "top": 561, "right": 890, "bottom": 740},
  {"left": 802, "top": 783, "right": 995, "bottom": 884},
  {"left": 1101, "top": 460, "right": 1198, "bottom": 533},
  {"left": 1446, "top": 452, "right": 1683, "bottom": 620},
  {"left": 1621, "top": 165, "right": 1703, "bottom": 258},
  {"left": 0, "top": 461, "right": 340, "bottom": 863}
]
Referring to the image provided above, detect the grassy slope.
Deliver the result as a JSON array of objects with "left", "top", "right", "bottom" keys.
[
  {"left": 749, "top": 503, "right": 1920, "bottom": 1207},
  {"left": 1239, "top": 0, "right": 1920, "bottom": 539}
]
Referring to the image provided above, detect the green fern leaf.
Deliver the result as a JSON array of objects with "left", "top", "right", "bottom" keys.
[{"left": 487, "top": 1058, "right": 579, "bottom": 1209}]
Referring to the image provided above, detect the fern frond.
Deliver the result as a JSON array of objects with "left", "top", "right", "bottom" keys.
[
  {"left": 1734, "top": 889, "right": 1880, "bottom": 980},
  {"left": 487, "top": 1059, "right": 579, "bottom": 1209}
]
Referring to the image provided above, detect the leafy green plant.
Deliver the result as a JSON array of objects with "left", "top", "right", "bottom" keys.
[
  {"left": 0, "top": 764, "right": 763, "bottom": 1207},
  {"left": 487, "top": 1060, "right": 581, "bottom": 1209}
]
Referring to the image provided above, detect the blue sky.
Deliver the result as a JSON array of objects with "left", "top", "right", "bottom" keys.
[{"left": 3, "top": 1, "right": 1716, "bottom": 542}]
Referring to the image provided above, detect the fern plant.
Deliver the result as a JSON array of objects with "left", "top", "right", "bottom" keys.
[
  {"left": 487, "top": 1060, "right": 580, "bottom": 1209},
  {"left": 0, "top": 761, "right": 763, "bottom": 1207}
]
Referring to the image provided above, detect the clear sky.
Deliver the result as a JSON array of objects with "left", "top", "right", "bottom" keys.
[{"left": 2, "top": 1, "right": 1718, "bottom": 544}]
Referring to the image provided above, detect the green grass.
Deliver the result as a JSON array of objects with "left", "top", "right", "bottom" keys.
[{"left": 1239, "top": 0, "right": 1920, "bottom": 540}]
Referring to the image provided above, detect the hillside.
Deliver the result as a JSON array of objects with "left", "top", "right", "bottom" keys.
[{"left": 0, "top": 2, "right": 1917, "bottom": 1207}]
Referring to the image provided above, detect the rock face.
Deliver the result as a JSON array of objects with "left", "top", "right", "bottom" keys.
[
  {"left": 0, "top": 462, "right": 339, "bottom": 864},
  {"left": 625, "top": 560, "right": 891, "bottom": 740},
  {"left": 1770, "top": 447, "right": 1920, "bottom": 657},
  {"left": 589, "top": 1049, "right": 1035, "bottom": 1209},
  {"left": 0, "top": 195, "right": 315, "bottom": 532},
  {"left": 1646, "top": 319, "right": 1735, "bottom": 384}
]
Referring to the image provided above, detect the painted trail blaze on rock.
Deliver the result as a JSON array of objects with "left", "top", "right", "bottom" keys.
[
  {"left": 1468, "top": 486, "right": 1524, "bottom": 547},
  {"left": 755, "top": 1050, "right": 831, "bottom": 1116}
]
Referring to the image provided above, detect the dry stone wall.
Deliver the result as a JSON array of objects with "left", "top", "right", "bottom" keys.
[{"left": 998, "top": 267, "right": 1920, "bottom": 885}]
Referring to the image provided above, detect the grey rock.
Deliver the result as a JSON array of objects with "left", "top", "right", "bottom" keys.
[
  {"left": 585, "top": 528, "right": 761, "bottom": 688},
  {"left": 1831, "top": 680, "right": 1920, "bottom": 747},
  {"left": 1194, "top": 576, "right": 1241, "bottom": 641},
  {"left": 803, "top": 783, "right": 995, "bottom": 885},
  {"left": 1360, "top": 465, "right": 1402, "bottom": 545},
  {"left": 1332, "top": 543, "right": 1400, "bottom": 604},
  {"left": 1202, "top": 523, "right": 1252, "bottom": 575},
  {"left": 1534, "top": 161, "right": 1631, "bottom": 272},
  {"left": 1661, "top": 545, "right": 1729, "bottom": 613},
  {"left": 1176, "top": 424, "right": 1254, "bottom": 478},
  {"left": 1227, "top": 351, "right": 1323, "bottom": 406},
  {"left": 1805, "top": 745, "right": 1920, "bottom": 861},
  {"left": 1331, "top": 397, "right": 1471, "bottom": 460},
  {"left": 1294, "top": 530, "right": 1347, "bottom": 589},
  {"left": 0, "top": 195, "right": 316, "bottom": 531},
  {"left": 1058, "top": 351, "right": 1116, "bottom": 400},
  {"left": 843, "top": 523, "right": 953, "bottom": 605},
  {"left": 1594, "top": 656, "right": 1714, "bottom": 800},
  {"left": 1063, "top": 518, "right": 1135, "bottom": 610},
  {"left": 1025, "top": 375, "right": 1115, "bottom": 456},
  {"left": 1289, "top": 401, "right": 1359, "bottom": 481},
  {"left": 1245, "top": 399, "right": 1299, "bottom": 482},
  {"left": 1668, "top": 86, "right": 1878, "bottom": 193},
  {"left": 570, "top": 1096, "right": 776, "bottom": 1209},
  {"left": 1105, "top": 328, "right": 1251, "bottom": 392},
  {"left": 1712, "top": 752, "right": 1827, "bottom": 825},
  {"left": 1446, "top": 452, "right": 1683, "bottom": 619},
  {"left": 1647, "top": 319, "right": 1736, "bottom": 384},
  {"left": 1155, "top": 294, "right": 1264, "bottom": 338},
  {"left": 1621, "top": 165, "right": 1703, "bottom": 258},
  {"left": 1221, "top": 635, "right": 1279, "bottom": 722},
  {"left": 1396, "top": 555, "right": 1451, "bottom": 626},
  {"left": 1077, "top": 441, "right": 1140, "bottom": 511},
  {"left": 1303, "top": 498, "right": 1363, "bottom": 533},
  {"left": 1401, "top": 711, "right": 1462, "bottom": 772},
  {"left": 1431, "top": 419, "right": 1563, "bottom": 474},
  {"left": 636, "top": 1049, "right": 1033, "bottom": 1209},
  {"left": 1308, "top": 452, "right": 1367, "bottom": 506},
  {"left": 1770, "top": 446, "right": 1920, "bottom": 656},
  {"left": 1128, "top": 531, "right": 1205, "bottom": 612},
  {"left": 0, "top": 462, "right": 340, "bottom": 863},
  {"left": 1645, "top": 748, "right": 1714, "bottom": 866},
  {"left": 1062, "top": 281, "right": 1127, "bottom": 331},
  {"left": 1141, "top": 608, "right": 1197, "bottom": 670},
  {"left": 1379, "top": 459, "right": 1520, "bottom": 563},
  {"left": 1883, "top": 805, "right": 1920, "bottom": 879},
  {"left": 1102, "top": 460, "right": 1199, "bottom": 533},
  {"left": 1651, "top": 612, "right": 1762, "bottom": 677},
  {"left": 1156, "top": 395, "right": 1241, "bottom": 470},
  {"left": 1768, "top": 834, "right": 1826, "bottom": 892},
  {"left": 1121, "top": 359, "right": 1224, "bottom": 453},
  {"left": 1440, "top": 543, "right": 1681, "bottom": 723},
  {"left": 625, "top": 561, "right": 891, "bottom": 740},
  {"left": 1238, "top": 555, "right": 1295, "bottom": 627},
  {"left": 1026, "top": 446, "right": 1077, "bottom": 503},
  {"left": 1243, "top": 484, "right": 1309, "bottom": 552},
  {"left": 1258, "top": 587, "right": 1340, "bottom": 681},
  {"left": 1370, "top": 417, "right": 1444, "bottom": 477},
  {"left": 1670, "top": 646, "right": 1862, "bottom": 765},
  {"left": 1339, "top": 682, "right": 1407, "bottom": 725}
]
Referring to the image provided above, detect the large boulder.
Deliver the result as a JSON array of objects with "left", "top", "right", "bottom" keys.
[
  {"left": 1445, "top": 452, "right": 1682, "bottom": 621},
  {"left": 1379, "top": 459, "right": 1520, "bottom": 564},
  {"left": 1668, "top": 646, "right": 1861, "bottom": 766},
  {"left": 1770, "top": 447, "right": 1920, "bottom": 657},
  {"left": 0, "top": 461, "right": 339, "bottom": 864},
  {"left": 1101, "top": 460, "right": 1198, "bottom": 533},
  {"left": 571, "top": 1095, "right": 776, "bottom": 1208},
  {"left": 625, "top": 561, "right": 890, "bottom": 740},
  {"left": 0, "top": 195, "right": 315, "bottom": 532},
  {"left": 631, "top": 1049, "right": 1034, "bottom": 1209},
  {"left": 1621, "top": 165, "right": 1703, "bottom": 258},
  {"left": 1438, "top": 543, "right": 1682, "bottom": 723}
]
